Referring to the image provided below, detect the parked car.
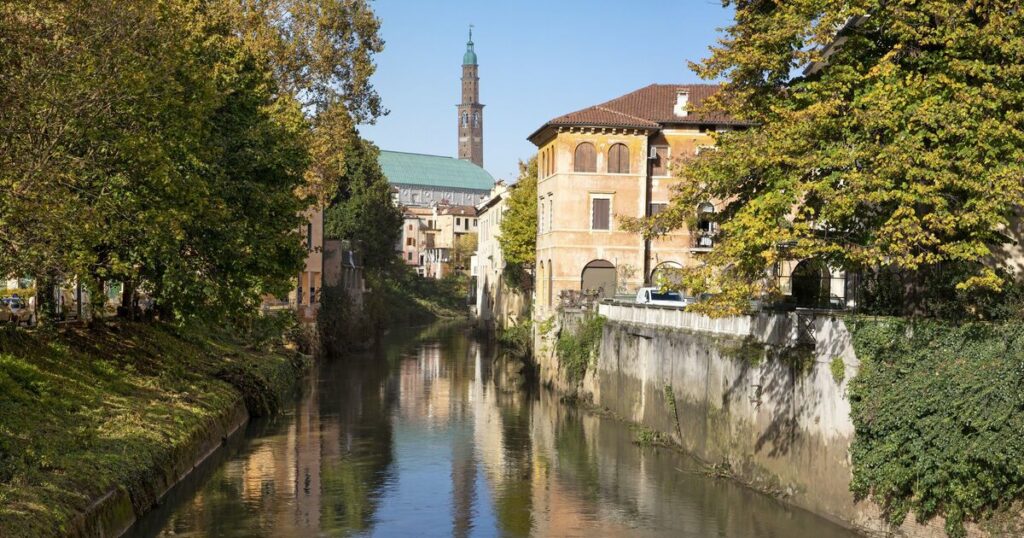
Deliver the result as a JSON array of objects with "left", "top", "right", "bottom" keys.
[
  {"left": 0, "top": 297, "right": 33, "bottom": 326},
  {"left": 635, "top": 287, "right": 693, "bottom": 308}
]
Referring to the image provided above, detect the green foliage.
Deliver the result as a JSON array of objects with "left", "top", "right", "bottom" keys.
[
  {"left": 829, "top": 356, "right": 845, "bottom": 385},
  {"left": 497, "top": 157, "right": 537, "bottom": 290},
  {"left": 847, "top": 318, "right": 1024, "bottom": 536},
  {"left": 0, "top": 321, "right": 307, "bottom": 536},
  {"left": 556, "top": 315, "right": 605, "bottom": 384},
  {"left": 631, "top": 425, "right": 671, "bottom": 447},
  {"left": 0, "top": 0, "right": 386, "bottom": 324},
  {"left": 453, "top": 232, "right": 478, "bottom": 272},
  {"left": 537, "top": 316, "right": 555, "bottom": 336},
  {"left": 323, "top": 134, "right": 403, "bottom": 270},
  {"left": 626, "top": 1, "right": 1024, "bottom": 315},
  {"left": 497, "top": 317, "right": 533, "bottom": 359}
]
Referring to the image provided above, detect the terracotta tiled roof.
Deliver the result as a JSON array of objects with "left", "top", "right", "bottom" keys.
[
  {"left": 530, "top": 84, "right": 748, "bottom": 142},
  {"left": 437, "top": 205, "right": 476, "bottom": 217}
]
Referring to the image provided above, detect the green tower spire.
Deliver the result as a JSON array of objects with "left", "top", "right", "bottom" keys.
[{"left": 463, "top": 25, "right": 477, "bottom": 65}]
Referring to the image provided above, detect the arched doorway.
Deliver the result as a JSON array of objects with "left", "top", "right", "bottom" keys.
[
  {"left": 791, "top": 259, "right": 830, "bottom": 308},
  {"left": 650, "top": 261, "right": 684, "bottom": 289},
  {"left": 581, "top": 260, "right": 616, "bottom": 298}
]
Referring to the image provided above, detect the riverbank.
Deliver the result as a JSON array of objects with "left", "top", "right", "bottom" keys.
[{"left": 0, "top": 320, "right": 310, "bottom": 537}]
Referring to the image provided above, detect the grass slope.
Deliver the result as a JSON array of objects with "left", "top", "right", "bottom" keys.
[{"left": 0, "top": 321, "right": 308, "bottom": 536}]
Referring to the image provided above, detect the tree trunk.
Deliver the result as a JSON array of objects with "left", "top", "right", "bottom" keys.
[
  {"left": 35, "top": 271, "right": 59, "bottom": 327},
  {"left": 120, "top": 279, "right": 135, "bottom": 320}
]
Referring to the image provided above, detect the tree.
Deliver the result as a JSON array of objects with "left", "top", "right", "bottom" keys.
[
  {"left": 627, "top": 1, "right": 1024, "bottom": 316},
  {"left": 453, "top": 233, "right": 477, "bottom": 272},
  {"left": 0, "top": 0, "right": 382, "bottom": 323},
  {"left": 323, "top": 134, "right": 402, "bottom": 270},
  {"left": 498, "top": 157, "right": 538, "bottom": 289},
  {"left": 225, "top": 0, "right": 386, "bottom": 205}
]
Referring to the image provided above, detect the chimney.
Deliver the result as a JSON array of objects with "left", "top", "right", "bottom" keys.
[{"left": 673, "top": 90, "right": 690, "bottom": 117}]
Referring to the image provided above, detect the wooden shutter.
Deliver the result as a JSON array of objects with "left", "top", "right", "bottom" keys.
[
  {"left": 651, "top": 146, "right": 669, "bottom": 176},
  {"left": 592, "top": 198, "right": 610, "bottom": 230},
  {"left": 575, "top": 143, "right": 596, "bottom": 173},
  {"left": 609, "top": 144, "right": 629, "bottom": 173}
]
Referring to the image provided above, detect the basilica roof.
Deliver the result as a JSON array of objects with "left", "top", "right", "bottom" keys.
[{"left": 379, "top": 150, "right": 494, "bottom": 192}]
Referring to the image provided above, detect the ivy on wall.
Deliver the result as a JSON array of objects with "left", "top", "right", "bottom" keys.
[
  {"left": 847, "top": 318, "right": 1024, "bottom": 537},
  {"left": 556, "top": 315, "right": 605, "bottom": 384}
]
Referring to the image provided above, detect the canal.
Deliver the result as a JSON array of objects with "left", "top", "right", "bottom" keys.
[{"left": 127, "top": 322, "right": 858, "bottom": 537}]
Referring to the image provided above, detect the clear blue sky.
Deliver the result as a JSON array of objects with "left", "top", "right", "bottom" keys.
[{"left": 359, "top": 0, "right": 735, "bottom": 182}]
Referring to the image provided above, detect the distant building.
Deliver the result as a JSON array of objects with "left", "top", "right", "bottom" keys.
[
  {"left": 457, "top": 28, "right": 484, "bottom": 167},
  {"left": 381, "top": 30, "right": 494, "bottom": 277},
  {"left": 473, "top": 182, "right": 530, "bottom": 330},
  {"left": 399, "top": 203, "right": 478, "bottom": 279},
  {"left": 380, "top": 150, "right": 493, "bottom": 208},
  {"left": 262, "top": 207, "right": 322, "bottom": 321},
  {"left": 528, "top": 84, "right": 753, "bottom": 315}
]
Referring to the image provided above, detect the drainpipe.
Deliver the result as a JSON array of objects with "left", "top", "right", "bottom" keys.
[{"left": 643, "top": 133, "right": 654, "bottom": 286}]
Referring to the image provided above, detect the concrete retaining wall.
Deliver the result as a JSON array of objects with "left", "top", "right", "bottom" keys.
[{"left": 584, "top": 305, "right": 955, "bottom": 537}]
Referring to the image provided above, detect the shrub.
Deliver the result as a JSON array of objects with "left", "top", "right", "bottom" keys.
[
  {"left": 556, "top": 314, "right": 605, "bottom": 383},
  {"left": 829, "top": 356, "right": 845, "bottom": 385},
  {"left": 847, "top": 318, "right": 1024, "bottom": 537},
  {"left": 497, "top": 317, "right": 532, "bottom": 359}
]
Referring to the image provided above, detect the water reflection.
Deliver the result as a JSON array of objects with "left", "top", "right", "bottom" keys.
[{"left": 129, "top": 323, "right": 857, "bottom": 537}]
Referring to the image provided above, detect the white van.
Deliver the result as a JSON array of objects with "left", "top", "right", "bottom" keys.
[{"left": 635, "top": 288, "right": 692, "bottom": 308}]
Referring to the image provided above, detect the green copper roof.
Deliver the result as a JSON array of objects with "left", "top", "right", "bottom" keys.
[
  {"left": 463, "top": 28, "right": 477, "bottom": 65},
  {"left": 379, "top": 150, "right": 493, "bottom": 191}
]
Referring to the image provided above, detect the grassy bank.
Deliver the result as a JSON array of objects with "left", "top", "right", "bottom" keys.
[
  {"left": 367, "top": 267, "right": 470, "bottom": 327},
  {"left": 0, "top": 320, "right": 309, "bottom": 536}
]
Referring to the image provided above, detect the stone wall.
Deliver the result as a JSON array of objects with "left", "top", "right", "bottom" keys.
[{"left": 581, "top": 306, "right": 957, "bottom": 537}]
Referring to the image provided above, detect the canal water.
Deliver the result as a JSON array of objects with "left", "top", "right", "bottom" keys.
[{"left": 127, "top": 322, "right": 858, "bottom": 538}]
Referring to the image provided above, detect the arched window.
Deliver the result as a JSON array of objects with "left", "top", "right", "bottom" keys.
[
  {"left": 697, "top": 203, "right": 715, "bottom": 232},
  {"left": 608, "top": 143, "right": 630, "bottom": 174},
  {"left": 548, "top": 258, "right": 554, "bottom": 306},
  {"left": 695, "top": 202, "right": 716, "bottom": 248},
  {"left": 574, "top": 142, "right": 596, "bottom": 173},
  {"left": 473, "top": 112, "right": 480, "bottom": 127},
  {"left": 462, "top": 112, "right": 468, "bottom": 127},
  {"left": 581, "top": 259, "right": 616, "bottom": 298}
]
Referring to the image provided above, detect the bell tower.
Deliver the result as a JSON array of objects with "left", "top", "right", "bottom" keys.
[{"left": 458, "top": 26, "right": 484, "bottom": 167}]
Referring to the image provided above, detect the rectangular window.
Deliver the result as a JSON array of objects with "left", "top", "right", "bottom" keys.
[
  {"left": 649, "top": 203, "right": 667, "bottom": 216},
  {"left": 591, "top": 197, "right": 611, "bottom": 230},
  {"left": 650, "top": 146, "right": 670, "bottom": 176},
  {"left": 307, "top": 222, "right": 313, "bottom": 252},
  {"left": 407, "top": 251, "right": 413, "bottom": 261},
  {"left": 456, "top": 217, "right": 462, "bottom": 226},
  {"left": 406, "top": 237, "right": 415, "bottom": 246}
]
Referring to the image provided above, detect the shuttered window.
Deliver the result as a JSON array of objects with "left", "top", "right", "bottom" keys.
[
  {"left": 650, "top": 146, "right": 670, "bottom": 176},
  {"left": 591, "top": 197, "right": 611, "bottom": 230},
  {"left": 574, "top": 142, "right": 596, "bottom": 173},
  {"left": 608, "top": 143, "right": 630, "bottom": 173}
]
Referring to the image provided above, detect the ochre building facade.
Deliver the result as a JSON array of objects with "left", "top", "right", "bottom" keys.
[{"left": 528, "top": 84, "right": 750, "bottom": 316}]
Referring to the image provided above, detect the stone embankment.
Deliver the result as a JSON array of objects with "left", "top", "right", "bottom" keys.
[{"left": 534, "top": 304, "right": 978, "bottom": 537}]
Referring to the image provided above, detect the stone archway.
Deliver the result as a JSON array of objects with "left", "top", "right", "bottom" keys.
[
  {"left": 581, "top": 260, "right": 616, "bottom": 298},
  {"left": 650, "top": 261, "right": 684, "bottom": 289}
]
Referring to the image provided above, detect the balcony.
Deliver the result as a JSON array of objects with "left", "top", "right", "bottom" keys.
[{"left": 690, "top": 230, "right": 716, "bottom": 252}]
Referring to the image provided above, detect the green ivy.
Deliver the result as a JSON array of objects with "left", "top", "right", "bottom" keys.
[
  {"left": 847, "top": 318, "right": 1024, "bottom": 537},
  {"left": 829, "top": 356, "right": 845, "bottom": 385},
  {"left": 556, "top": 315, "right": 605, "bottom": 383}
]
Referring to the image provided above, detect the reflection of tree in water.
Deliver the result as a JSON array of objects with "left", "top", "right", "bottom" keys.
[
  {"left": 316, "top": 356, "right": 397, "bottom": 534},
  {"left": 493, "top": 372, "right": 536, "bottom": 537},
  {"left": 553, "top": 409, "right": 603, "bottom": 505}
]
